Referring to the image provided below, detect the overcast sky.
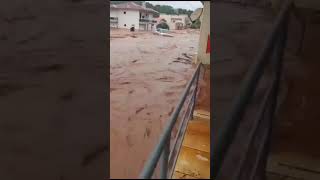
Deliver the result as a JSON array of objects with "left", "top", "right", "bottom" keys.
[{"left": 146, "top": 1, "right": 203, "bottom": 11}]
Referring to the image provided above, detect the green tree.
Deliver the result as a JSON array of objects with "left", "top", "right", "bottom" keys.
[
  {"left": 110, "top": 1, "right": 194, "bottom": 17},
  {"left": 159, "top": 5, "right": 175, "bottom": 14},
  {"left": 110, "top": 1, "right": 142, "bottom": 5}
]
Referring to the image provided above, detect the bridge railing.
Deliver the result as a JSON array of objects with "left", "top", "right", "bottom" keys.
[
  {"left": 213, "top": 0, "right": 293, "bottom": 179},
  {"left": 139, "top": 63, "right": 202, "bottom": 179}
]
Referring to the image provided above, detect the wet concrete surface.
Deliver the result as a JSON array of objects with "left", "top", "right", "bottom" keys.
[
  {"left": 196, "top": 65, "right": 210, "bottom": 113},
  {"left": 110, "top": 29, "right": 200, "bottom": 178}
]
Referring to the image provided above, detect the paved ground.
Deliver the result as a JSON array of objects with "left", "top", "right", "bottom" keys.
[{"left": 110, "top": 28, "right": 201, "bottom": 178}]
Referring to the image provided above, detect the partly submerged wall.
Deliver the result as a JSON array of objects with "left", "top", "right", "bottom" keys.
[{"left": 197, "top": 1, "right": 210, "bottom": 65}]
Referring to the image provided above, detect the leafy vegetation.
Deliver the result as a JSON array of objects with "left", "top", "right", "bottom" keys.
[{"left": 190, "top": 19, "right": 201, "bottom": 29}]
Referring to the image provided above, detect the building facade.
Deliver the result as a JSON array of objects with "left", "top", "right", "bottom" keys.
[
  {"left": 158, "top": 14, "right": 191, "bottom": 30},
  {"left": 110, "top": 2, "right": 159, "bottom": 31},
  {"left": 197, "top": 1, "right": 210, "bottom": 65}
]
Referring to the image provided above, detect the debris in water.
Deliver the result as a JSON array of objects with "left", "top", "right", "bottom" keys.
[
  {"left": 144, "top": 127, "right": 151, "bottom": 138},
  {"left": 168, "top": 107, "right": 174, "bottom": 116},
  {"left": 157, "top": 77, "right": 169, "bottom": 80},
  {"left": 136, "top": 107, "right": 145, "bottom": 114},
  {"left": 172, "top": 60, "right": 191, "bottom": 64},
  {"left": 153, "top": 30, "right": 174, "bottom": 37},
  {"left": 196, "top": 154, "right": 209, "bottom": 161},
  {"left": 132, "top": 59, "right": 138, "bottom": 63},
  {"left": 182, "top": 53, "right": 192, "bottom": 59},
  {"left": 120, "top": 82, "right": 130, "bottom": 85},
  {"left": 176, "top": 57, "right": 192, "bottom": 62}
]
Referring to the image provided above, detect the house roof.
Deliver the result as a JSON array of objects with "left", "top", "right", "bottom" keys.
[{"left": 110, "top": 2, "right": 159, "bottom": 15}]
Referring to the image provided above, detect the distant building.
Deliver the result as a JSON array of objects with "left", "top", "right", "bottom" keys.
[
  {"left": 110, "top": 2, "right": 159, "bottom": 31},
  {"left": 158, "top": 14, "right": 191, "bottom": 30}
]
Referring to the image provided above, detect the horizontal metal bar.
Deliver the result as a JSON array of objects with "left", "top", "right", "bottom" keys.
[
  {"left": 139, "top": 19, "right": 157, "bottom": 23},
  {"left": 234, "top": 81, "right": 275, "bottom": 180},
  {"left": 213, "top": 0, "right": 293, "bottom": 178},
  {"left": 168, "top": 96, "right": 195, "bottom": 178},
  {"left": 139, "top": 63, "right": 201, "bottom": 179},
  {"left": 160, "top": 141, "right": 170, "bottom": 179},
  {"left": 169, "top": 87, "right": 195, "bottom": 161}
]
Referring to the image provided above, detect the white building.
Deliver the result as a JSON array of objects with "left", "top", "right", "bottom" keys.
[
  {"left": 158, "top": 14, "right": 191, "bottom": 30},
  {"left": 110, "top": 2, "right": 159, "bottom": 31}
]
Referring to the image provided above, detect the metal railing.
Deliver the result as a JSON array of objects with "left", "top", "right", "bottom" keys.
[
  {"left": 139, "top": 18, "right": 157, "bottom": 23},
  {"left": 110, "top": 17, "right": 118, "bottom": 23},
  {"left": 213, "top": 0, "right": 293, "bottom": 179},
  {"left": 139, "top": 63, "right": 202, "bottom": 179}
]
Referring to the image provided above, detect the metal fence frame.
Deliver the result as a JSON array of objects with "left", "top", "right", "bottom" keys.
[{"left": 139, "top": 63, "right": 202, "bottom": 179}]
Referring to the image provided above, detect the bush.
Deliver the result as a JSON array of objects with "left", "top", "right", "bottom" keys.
[
  {"left": 156, "top": 22, "right": 170, "bottom": 30},
  {"left": 190, "top": 19, "right": 201, "bottom": 29}
]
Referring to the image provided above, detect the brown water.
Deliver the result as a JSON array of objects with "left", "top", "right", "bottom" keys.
[{"left": 110, "top": 29, "right": 200, "bottom": 178}]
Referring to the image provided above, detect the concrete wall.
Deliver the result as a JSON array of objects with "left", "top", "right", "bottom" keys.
[
  {"left": 159, "top": 14, "right": 188, "bottom": 30},
  {"left": 0, "top": 1, "right": 107, "bottom": 179},
  {"left": 116, "top": 9, "right": 139, "bottom": 29},
  {"left": 110, "top": 9, "right": 118, "bottom": 28},
  {"left": 110, "top": 9, "right": 118, "bottom": 18},
  {"left": 197, "top": 1, "right": 210, "bottom": 65}
]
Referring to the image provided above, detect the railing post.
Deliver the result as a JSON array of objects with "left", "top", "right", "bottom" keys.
[
  {"left": 160, "top": 139, "right": 170, "bottom": 179},
  {"left": 191, "top": 64, "right": 202, "bottom": 119},
  {"left": 260, "top": 11, "right": 289, "bottom": 180}
]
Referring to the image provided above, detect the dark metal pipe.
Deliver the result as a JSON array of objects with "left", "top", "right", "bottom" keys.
[{"left": 160, "top": 141, "right": 170, "bottom": 179}]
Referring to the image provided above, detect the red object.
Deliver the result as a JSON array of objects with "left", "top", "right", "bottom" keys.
[{"left": 206, "top": 35, "right": 210, "bottom": 54}]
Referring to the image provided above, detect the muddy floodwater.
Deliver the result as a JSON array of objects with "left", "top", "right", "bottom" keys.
[{"left": 110, "top": 28, "right": 200, "bottom": 178}]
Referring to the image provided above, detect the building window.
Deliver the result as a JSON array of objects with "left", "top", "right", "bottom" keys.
[
  {"left": 124, "top": 24, "right": 126, "bottom": 27},
  {"left": 124, "top": 11, "right": 126, "bottom": 14}
]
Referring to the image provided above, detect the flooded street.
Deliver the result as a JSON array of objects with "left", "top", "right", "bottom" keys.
[{"left": 110, "top": 29, "right": 200, "bottom": 178}]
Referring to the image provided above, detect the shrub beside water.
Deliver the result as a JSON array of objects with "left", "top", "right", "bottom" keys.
[{"left": 190, "top": 19, "right": 201, "bottom": 29}]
